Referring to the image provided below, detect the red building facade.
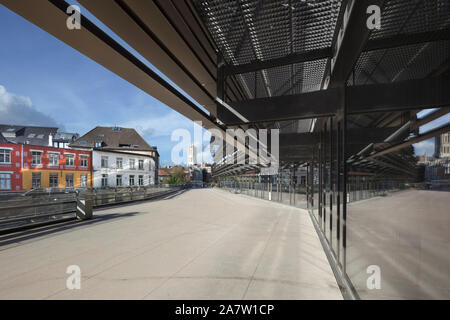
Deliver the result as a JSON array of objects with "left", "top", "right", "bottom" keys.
[
  {"left": 0, "top": 142, "right": 92, "bottom": 191},
  {"left": 0, "top": 143, "right": 22, "bottom": 191}
]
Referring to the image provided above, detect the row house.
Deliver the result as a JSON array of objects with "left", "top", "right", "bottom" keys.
[
  {"left": 0, "top": 139, "right": 92, "bottom": 191},
  {"left": 70, "top": 126, "right": 158, "bottom": 187},
  {"left": 0, "top": 135, "right": 21, "bottom": 191},
  {"left": 92, "top": 149, "right": 155, "bottom": 188},
  {"left": 22, "top": 144, "right": 92, "bottom": 190}
]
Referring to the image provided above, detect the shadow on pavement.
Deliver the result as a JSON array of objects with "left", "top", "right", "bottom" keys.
[{"left": 0, "top": 211, "right": 140, "bottom": 248}]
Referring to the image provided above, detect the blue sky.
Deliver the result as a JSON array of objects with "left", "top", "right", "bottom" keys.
[
  {"left": 0, "top": 3, "right": 447, "bottom": 162},
  {"left": 0, "top": 2, "right": 211, "bottom": 166}
]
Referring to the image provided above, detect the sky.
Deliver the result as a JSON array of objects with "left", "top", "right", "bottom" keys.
[
  {"left": 0, "top": 2, "right": 211, "bottom": 167},
  {"left": 0, "top": 3, "right": 447, "bottom": 164}
]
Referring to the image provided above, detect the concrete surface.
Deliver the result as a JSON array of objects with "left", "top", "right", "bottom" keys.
[
  {"left": 0, "top": 188, "right": 342, "bottom": 300},
  {"left": 347, "top": 189, "right": 450, "bottom": 299}
]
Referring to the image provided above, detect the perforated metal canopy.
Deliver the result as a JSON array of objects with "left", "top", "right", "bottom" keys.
[{"left": 191, "top": 0, "right": 450, "bottom": 176}]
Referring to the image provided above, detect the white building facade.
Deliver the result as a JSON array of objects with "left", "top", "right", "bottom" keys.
[
  {"left": 187, "top": 144, "right": 197, "bottom": 166},
  {"left": 92, "top": 150, "right": 155, "bottom": 188}
]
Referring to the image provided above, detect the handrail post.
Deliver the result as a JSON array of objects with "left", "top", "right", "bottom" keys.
[{"left": 76, "top": 189, "right": 93, "bottom": 220}]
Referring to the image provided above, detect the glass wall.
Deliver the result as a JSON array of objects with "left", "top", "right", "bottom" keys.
[
  {"left": 344, "top": 112, "right": 450, "bottom": 299},
  {"left": 219, "top": 111, "right": 450, "bottom": 300}
]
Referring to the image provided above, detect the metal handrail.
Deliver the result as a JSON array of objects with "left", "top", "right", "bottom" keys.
[{"left": 0, "top": 186, "right": 184, "bottom": 228}]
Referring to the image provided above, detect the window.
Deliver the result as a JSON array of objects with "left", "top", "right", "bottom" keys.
[
  {"left": 53, "top": 142, "right": 59, "bottom": 148},
  {"left": 0, "top": 173, "right": 11, "bottom": 190},
  {"left": 138, "top": 159, "right": 144, "bottom": 170},
  {"left": 32, "top": 151, "right": 42, "bottom": 165},
  {"left": 101, "top": 156, "right": 108, "bottom": 168},
  {"left": 138, "top": 175, "right": 144, "bottom": 186},
  {"left": 116, "top": 158, "right": 123, "bottom": 169},
  {"left": 95, "top": 141, "right": 103, "bottom": 148},
  {"left": 48, "top": 153, "right": 59, "bottom": 166},
  {"left": 129, "top": 159, "right": 135, "bottom": 170},
  {"left": 80, "top": 155, "right": 88, "bottom": 168},
  {"left": 80, "top": 175, "right": 87, "bottom": 188},
  {"left": 65, "top": 154, "right": 75, "bottom": 166},
  {"left": 101, "top": 174, "right": 108, "bottom": 188},
  {"left": 0, "top": 149, "right": 11, "bottom": 164},
  {"left": 65, "top": 174, "right": 74, "bottom": 188},
  {"left": 129, "top": 175, "right": 135, "bottom": 186},
  {"left": 49, "top": 173, "right": 58, "bottom": 188},
  {"left": 32, "top": 172, "right": 41, "bottom": 189},
  {"left": 116, "top": 175, "right": 123, "bottom": 187}
]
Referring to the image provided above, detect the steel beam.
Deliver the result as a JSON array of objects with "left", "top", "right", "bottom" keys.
[
  {"left": 327, "top": 0, "right": 386, "bottom": 88},
  {"left": 224, "top": 48, "right": 331, "bottom": 75},
  {"left": 279, "top": 127, "right": 402, "bottom": 148},
  {"left": 364, "top": 28, "right": 450, "bottom": 52},
  {"left": 347, "top": 77, "right": 450, "bottom": 114},
  {"left": 220, "top": 77, "right": 450, "bottom": 125},
  {"left": 365, "top": 123, "right": 450, "bottom": 159},
  {"left": 220, "top": 88, "right": 341, "bottom": 124}
]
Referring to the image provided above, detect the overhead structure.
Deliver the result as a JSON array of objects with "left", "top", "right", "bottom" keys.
[{"left": 1, "top": 0, "right": 449, "bottom": 299}]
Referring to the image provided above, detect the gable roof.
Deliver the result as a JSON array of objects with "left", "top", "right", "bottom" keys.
[
  {"left": 158, "top": 168, "right": 171, "bottom": 177},
  {"left": 70, "top": 126, "right": 154, "bottom": 151},
  {"left": 0, "top": 124, "right": 58, "bottom": 146}
]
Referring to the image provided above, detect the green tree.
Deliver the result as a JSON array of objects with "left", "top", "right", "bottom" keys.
[{"left": 167, "top": 166, "right": 188, "bottom": 185}]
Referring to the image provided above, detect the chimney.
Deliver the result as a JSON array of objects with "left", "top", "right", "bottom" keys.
[{"left": 49, "top": 133, "right": 53, "bottom": 147}]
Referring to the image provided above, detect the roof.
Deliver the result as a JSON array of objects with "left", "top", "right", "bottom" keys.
[
  {"left": 158, "top": 168, "right": 171, "bottom": 176},
  {"left": 0, "top": 133, "right": 7, "bottom": 143},
  {"left": 92, "top": 148, "right": 154, "bottom": 158},
  {"left": 53, "top": 132, "right": 79, "bottom": 142},
  {"left": 70, "top": 126, "right": 154, "bottom": 151},
  {"left": 0, "top": 124, "right": 58, "bottom": 146}
]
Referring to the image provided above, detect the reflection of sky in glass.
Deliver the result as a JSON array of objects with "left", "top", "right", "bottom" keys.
[{"left": 413, "top": 112, "right": 449, "bottom": 156}]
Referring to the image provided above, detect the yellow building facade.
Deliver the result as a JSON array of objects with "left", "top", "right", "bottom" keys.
[{"left": 22, "top": 170, "right": 92, "bottom": 190}]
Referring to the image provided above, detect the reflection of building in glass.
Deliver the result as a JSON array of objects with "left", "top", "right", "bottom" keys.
[
  {"left": 434, "top": 132, "right": 450, "bottom": 158},
  {"left": 424, "top": 158, "right": 450, "bottom": 182},
  {"left": 189, "top": 166, "right": 203, "bottom": 187}
]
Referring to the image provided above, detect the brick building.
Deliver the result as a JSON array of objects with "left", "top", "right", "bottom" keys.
[
  {"left": 0, "top": 142, "right": 22, "bottom": 191},
  {"left": 0, "top": 141, "right": 92, "bottom": 191}
]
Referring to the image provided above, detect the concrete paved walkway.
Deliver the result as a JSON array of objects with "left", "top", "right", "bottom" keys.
[{"left": 0, "top": 189, "right": 342, "bottom": 299}]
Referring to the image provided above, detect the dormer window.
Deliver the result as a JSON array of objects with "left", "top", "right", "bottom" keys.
[{"left": 95, "top": 141, "right": 103, "bottom": 148}]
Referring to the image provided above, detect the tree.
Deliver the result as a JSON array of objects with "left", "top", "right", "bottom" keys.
[{"left": 167, "top": 166, "right": 188, "bottom": 185}]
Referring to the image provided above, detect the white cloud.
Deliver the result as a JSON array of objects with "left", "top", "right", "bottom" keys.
[
  {"left": 122, "top": 110, "right": 194, "bottom": 139},
  {"left": 0, "top": 85, "right": 63, "bottom": 129},
  {"left": 121, "top": 112, "right": 216, "bottom": 165},
  {"left": 413, "top": 138, "right": 435, "bottom": 156}
]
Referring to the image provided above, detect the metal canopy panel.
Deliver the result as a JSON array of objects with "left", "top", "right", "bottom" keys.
[
  {"left": 370, "top": 0, "right": 450, "bottom": 40},
  {"left": 193, "top": 0, "right": 341, "bottom": 99},
  {"left": 351, "top": 40, "right": 450, "bottom": 86},
  {"left": 349, "top": 0, "right": 450, "bottom": 86}
]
